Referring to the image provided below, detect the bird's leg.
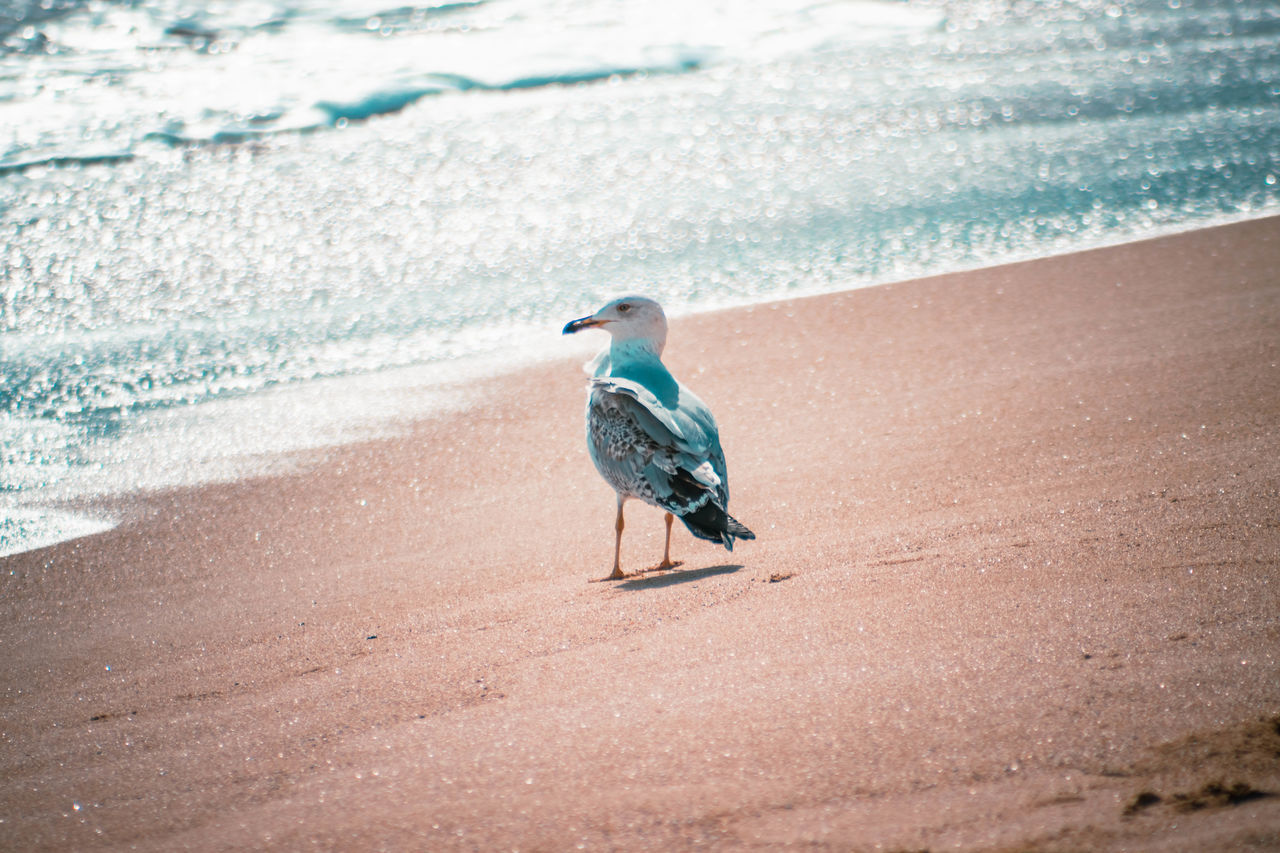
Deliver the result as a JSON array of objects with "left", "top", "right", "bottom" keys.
[
  {"left": 652, "top": 512, "right": 683, "bottom": 571},
  {"left": 591, "top": 496, "right": 629, "bottom": 582},
  {"left": 626, "top": 513, "right": 685, "bottom": 576},
  {"left": 613, "top": 499, "right": 626, "bottom": 577}
]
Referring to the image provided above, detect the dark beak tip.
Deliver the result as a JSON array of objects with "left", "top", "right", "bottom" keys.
[{"left": 562, "top": 316, "right": 592, "bottom": 335}]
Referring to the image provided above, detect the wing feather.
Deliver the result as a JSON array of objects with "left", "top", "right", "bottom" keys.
[{"left": 588, "top": 378, "right": 730, "bottom": 511}]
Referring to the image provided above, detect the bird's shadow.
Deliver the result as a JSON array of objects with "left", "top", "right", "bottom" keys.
[{"left": 616, "top": 563, "right": 742, "bottom": 590}]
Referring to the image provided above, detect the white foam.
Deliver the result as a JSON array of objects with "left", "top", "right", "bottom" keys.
[{"left": 0, "top": 508, "right": 115, "bottom": 559}]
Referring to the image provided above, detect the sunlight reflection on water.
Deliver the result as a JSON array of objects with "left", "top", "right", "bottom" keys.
[{"left": 2, "top": 0, "right": 1279, "bottom": 554}]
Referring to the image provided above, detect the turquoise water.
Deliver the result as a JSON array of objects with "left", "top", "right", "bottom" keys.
[{"left": 2, "top": 0, "right": 1279, "bottom": 555}]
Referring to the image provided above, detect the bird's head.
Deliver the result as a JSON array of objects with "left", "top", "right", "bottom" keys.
[{"left": 562, "top": 296, "right": 668, "bottom": 350}]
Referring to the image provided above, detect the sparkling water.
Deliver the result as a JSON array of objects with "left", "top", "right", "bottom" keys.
[{"left": 2, "top": 0, "right": 1279, "bottom": 555}]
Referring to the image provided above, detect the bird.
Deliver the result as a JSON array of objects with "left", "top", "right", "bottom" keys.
[{"left": 562, "top": 295, "right": 754, "bottom": 581}]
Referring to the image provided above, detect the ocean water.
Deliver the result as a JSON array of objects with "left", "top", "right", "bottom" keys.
[{"left": 2, "top": 0, "right": 1279, "bottom": 556}]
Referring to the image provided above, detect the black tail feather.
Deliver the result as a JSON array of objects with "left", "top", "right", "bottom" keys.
[
  {"left": 678, "top": 502, "right": 755, "bottom": 551},
  {"left": 665, "top": 466, "right": 754, "bottom": 551}
]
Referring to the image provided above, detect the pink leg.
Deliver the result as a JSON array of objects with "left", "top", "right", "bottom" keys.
[
  {"left": 653, "top": 512, "right": 683, "bottom": 571},
  {"left": 591, "top": 496, "right": 628, "bottom": 582}
]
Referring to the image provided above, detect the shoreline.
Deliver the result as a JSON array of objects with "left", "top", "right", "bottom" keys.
[
  {"left": 6, "top": 206, "right": 1279, "bottom": 563},
  {"left": 2, "top": 215, "right": 1278, "bottom": 851}
]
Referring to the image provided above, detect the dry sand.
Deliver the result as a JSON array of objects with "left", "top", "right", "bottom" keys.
[{"left": 2, "top": 217, "right": 1279, "bottom": 851}]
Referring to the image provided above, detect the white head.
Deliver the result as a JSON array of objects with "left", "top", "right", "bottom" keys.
[{"left": 562, "top": 295, "right": 668, "bottom": 354}]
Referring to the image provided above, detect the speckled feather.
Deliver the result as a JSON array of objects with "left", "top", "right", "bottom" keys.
[{"left": 586, "top": 385, "right": 720, "bottom": 516}]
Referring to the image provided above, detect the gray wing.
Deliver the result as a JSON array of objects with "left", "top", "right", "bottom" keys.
[{"left": 586, "top": 377, "right": 728, "bottom": 517}]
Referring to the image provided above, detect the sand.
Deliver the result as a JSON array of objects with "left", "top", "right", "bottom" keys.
[{"left": 2, "top": 217, "right": 1279, "bottom": 851}]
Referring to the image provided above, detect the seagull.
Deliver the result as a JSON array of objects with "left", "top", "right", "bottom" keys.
[{"left": 562, "top": 296, "right": 754, "bottom": 581}]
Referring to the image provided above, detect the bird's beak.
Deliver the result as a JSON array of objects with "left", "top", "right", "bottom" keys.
[{"left": 562, "top": 315, "right": 607, "bottom": 335}]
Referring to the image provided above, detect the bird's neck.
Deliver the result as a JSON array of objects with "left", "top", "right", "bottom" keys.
[
  {"left": 605, "top": 338, "right": 679, "bottom": 406},
  {"left": 610, "top": 336, "right": 666, "bottom": 365}
]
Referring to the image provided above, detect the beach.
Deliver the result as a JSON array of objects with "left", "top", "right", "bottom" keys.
[{"left": 2, "top": 216, "right": 1278, "bottom": 850}]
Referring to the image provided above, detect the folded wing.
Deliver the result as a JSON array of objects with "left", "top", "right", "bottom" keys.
[{"left": 588, "top": 376, "right": 753, "bottom": 550}]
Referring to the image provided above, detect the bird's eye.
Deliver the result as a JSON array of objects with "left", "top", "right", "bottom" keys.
[{"left": 618, "top": 303, "right": 631, "bottom": 313}]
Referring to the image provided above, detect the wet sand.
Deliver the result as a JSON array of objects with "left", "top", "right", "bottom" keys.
[{"left": 2, "top": 217, "right": 1279, "bottom": 851}]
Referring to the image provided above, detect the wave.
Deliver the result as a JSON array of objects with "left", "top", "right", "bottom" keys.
[
  {"left": 0, "top": 0, "right": 941, "bottom": 169},
  {"left": 0, "top": 0, "right": 83, "bottom": 44},
  {"left": 0, "top": 149, "right": 135, "bottom": 176},
  {"left": 0, "top": 507, "right": 114, "bottom": 558}
]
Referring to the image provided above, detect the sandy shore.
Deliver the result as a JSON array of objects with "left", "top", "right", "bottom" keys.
[{"left": 3, "top": 217, "right": 1279, "bottom": 851}]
